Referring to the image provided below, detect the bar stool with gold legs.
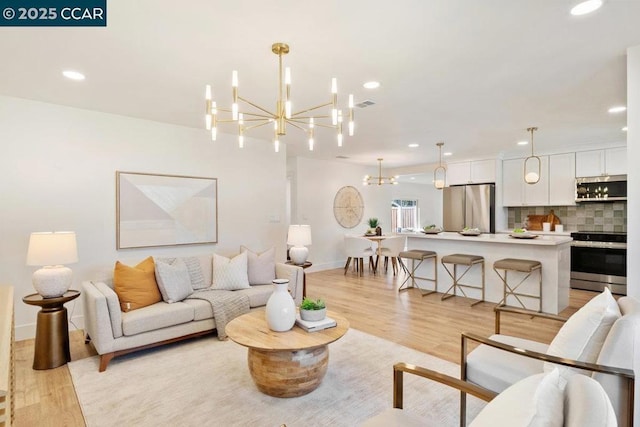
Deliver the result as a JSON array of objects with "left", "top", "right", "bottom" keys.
[
  {"left": 397, "top": 249, "right": 437, "bottom": 296},
  {"left": 440, "top": 254, "right": 485, "bottom": 306},
  {"left": 493, "top": 258, "right": 542, "bottom": 312}
]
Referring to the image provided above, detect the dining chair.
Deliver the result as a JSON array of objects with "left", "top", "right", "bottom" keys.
[
  {"left": 344, "top": 235, "right": 376, "bottom": 276},
  {"left": 378, "top": 235, "right": 407, "bottom": 275}
]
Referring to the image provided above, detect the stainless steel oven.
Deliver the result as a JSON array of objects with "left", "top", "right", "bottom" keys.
[{"left": 570, "top": 232, "right": 626, "bottom": 295}]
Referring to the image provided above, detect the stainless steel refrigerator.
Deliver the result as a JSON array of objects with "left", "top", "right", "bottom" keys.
[{"left": 443, "top": 184, "right": 495, "bottom": 233}]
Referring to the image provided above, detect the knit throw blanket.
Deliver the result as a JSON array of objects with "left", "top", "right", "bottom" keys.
[{"left": 186, "top": 289, "right": 250, "bottom": 340}]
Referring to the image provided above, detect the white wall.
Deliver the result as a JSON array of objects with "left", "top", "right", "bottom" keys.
[
  {"left": 290, "top": 157, "right": 392, "bottom": 271},
  {"left": 0, "top": 96, "right": 288, "bottom": 340}
]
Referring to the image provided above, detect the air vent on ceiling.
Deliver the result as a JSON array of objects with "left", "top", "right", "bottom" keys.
[
  {"left": 336, "top": 155, "right": 350, "bottom": 159},
  {"left": 355, "top": 100, "right": 375, "bottom": 108}
]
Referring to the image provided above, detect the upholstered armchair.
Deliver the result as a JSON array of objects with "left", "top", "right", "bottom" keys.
[
  {"left": 362, "top": 363, "right": 617, "bottom": 426},
  {"left": 460, "top": 289, "right": 637, "bottom": 427}
]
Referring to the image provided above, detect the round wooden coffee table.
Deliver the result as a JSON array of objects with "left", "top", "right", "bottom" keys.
[{"left": 226, "top": 309, "right": 349, "bottom": 398}]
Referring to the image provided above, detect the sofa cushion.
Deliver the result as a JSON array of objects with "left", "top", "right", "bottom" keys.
[
  {"left": 466, "top": 334, "right": 549, "bottom": 393},
  {"left": 182, "top": 298, "right": 214, "bottom": 321},
  {"left": 470, "top": 370, "right": 563, "bottom": 427},
  {"left": 235, "top": 284, "right": 273, "bottom": 308},
  {"left": 154, "top": 258, "right": 193, "bottom": 303},
  {"left": 241, "top": 246, "right": 276, "bottom": 285},
  {"left": 113, "top": 257, "right": 162, "bottom": 312},
  {"left": 544, "top": 288, "right": 621, "bottom": 376},
  {"left": 121, "top": 301, "right": 195, "bottom": 336},
  {"left": 211, "top": 252, "right": 250, "bottom": 290}
]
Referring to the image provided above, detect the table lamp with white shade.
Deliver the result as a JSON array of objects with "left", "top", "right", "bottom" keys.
[
  {"left": 26, "top": 231, "right": 78, "bottom": 298},
  {"left": 287, "top": 225, "right": 312, "bottom": 265}
]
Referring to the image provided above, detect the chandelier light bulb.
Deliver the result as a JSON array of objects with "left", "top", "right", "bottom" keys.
[
  {"left": 337, "top": 133, "right": 343, "bottom": 147},
  {"left": 435, "top": 179, "right": 445, "bottom": 189},
  {"left": 309, "top": 137, "right": 314, "bottom": 151},
  {"left": 205, "top": 85, "right": 212, "bottom": 100},
  {"left": 274, "top": 139, "right": 280, "bottom": 153},
  {"left": 285, "top": 67, "right": 291, "bottom": 85},
  {"left": 525, "top": 172, "right": 539, "bottom": 183},
  {"left": 232, "top": 70, "right": 238, "bottom": 87},
  {"left": 205, "top": 114, "right": 212, "bottom": 130},
  {"left": 211, "top": 127, "right": 217, "bottom": 141},
  {"left": 331, "top": 78, "right": 337, "bottom": 94},
  {"left": 348, "top": 94, "right": 354, "bottom": 109}
]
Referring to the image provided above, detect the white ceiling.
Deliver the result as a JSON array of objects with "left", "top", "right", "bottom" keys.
[{"left": 1, "top": 0, "right": 638, "bottom": 169}]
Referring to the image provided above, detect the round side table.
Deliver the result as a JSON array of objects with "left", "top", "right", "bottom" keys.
[{"left": 22, "top": 290, "right": 81, "bottom": 370}]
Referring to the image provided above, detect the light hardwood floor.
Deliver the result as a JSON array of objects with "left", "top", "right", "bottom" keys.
[{"left": 14, "top": 267, "right": 594, "bottom": 426}]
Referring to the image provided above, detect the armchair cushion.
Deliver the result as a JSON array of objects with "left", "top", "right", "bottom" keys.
[
  {"left": 466, "top": 334, "right": 548, "bottom": 393},
  {"left": 470, "top": 369, "right": 563, "bottom": 427},
  {"left": 565, "top": 374, "right": 617, "bottom": 427},
  {"left": 544, "top": 288, "right": 621, "bottom": 376}
]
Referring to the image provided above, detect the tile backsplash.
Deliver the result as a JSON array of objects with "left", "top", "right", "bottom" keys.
[{"left": 508, "top": 202, "right": 627, "bottom": 233}]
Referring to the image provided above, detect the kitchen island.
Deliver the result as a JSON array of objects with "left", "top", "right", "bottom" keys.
[{"left": 401, "top": 232, "right": 572, "bottom": 314}]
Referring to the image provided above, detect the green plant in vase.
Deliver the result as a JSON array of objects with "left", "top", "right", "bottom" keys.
[
  {"left": 300, "top": 297, "right": 327, "bottom": 321},
  {"left": 367, "top": 218, "right": 379, "bottom": 235}
]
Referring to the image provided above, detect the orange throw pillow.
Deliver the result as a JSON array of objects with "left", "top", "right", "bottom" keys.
[{"left": 113, "top": 257, "right": 162, "bottom": 312}]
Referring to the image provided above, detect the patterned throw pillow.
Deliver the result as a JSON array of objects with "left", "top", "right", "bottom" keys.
[
  {"left": 113, "top": 257, "right": 162, "bottom": 312},
  {"left": 211, "top": 252, "right": 250, "bottom": 290},
  {"left": 156, "top": 256, "right": 207, "bottom": 291},
  {"left": 240, "top": 246, "right": 276, "bottom": 285},
  {"left": 154, "top": 258, "right": 193, "bottom": 303}
]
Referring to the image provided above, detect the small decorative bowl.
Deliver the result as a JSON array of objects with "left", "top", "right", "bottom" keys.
[{"left": 300, "top": 308, "right": 327, "bottom": 322}]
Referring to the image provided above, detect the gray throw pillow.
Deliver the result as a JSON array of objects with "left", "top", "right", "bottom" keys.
[
  {"left": 157, "top": 256, "right": 206, "bottom": 291},
  {"left": 154, "top": 258, "right": 193, "bottom": 303}
]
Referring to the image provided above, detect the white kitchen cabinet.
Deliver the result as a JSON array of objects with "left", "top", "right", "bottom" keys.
[
  {"left": 549, "top": 153, "right": 576, "bottom": 205},
  {"left": 501, "top": 156, "right": 549, "bottom": 206},
  {"left": 575, "top": 147, "right": 627, "bottom": 177},
  {"left": 446, "top": 159, "right": 495, "bottom": 186},
  {"left": 605, "top": 147, "right": 627, "bottom": 175}
]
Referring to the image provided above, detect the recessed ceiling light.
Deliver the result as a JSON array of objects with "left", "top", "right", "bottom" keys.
[
  {"left": 410, "top": 177, "right": 416, "bottom": 180},
  {"left": 570, "top": 0, "right": 603, "bottom": 16},
  {"left": 363, "top": 81, "right": 380, "bottom": 89},
  {"left": 622, "top": 126, "right": 628, "bottom": 132},
  {"left": 517, "top": 140, "right": 528, "bottom": 146},
  {"left": 408, "top": 143, "right": 419, "bottom": 148},
  {"left": 443, "top": 152, "right": 452, "bottom": 156},
  {"left": 62, "top": 70, "right": 85, "bottom": 81},
  {"left": 608, "top": 105, "right": 626, "bottom": 113}
]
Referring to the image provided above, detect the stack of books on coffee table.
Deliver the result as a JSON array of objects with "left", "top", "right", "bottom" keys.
[{"left": 295, "top": 314, "right": 337, "bottom": 332}]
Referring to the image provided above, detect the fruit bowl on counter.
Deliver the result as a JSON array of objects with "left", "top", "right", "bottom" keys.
[
  {"left": 459, "top": 227, "right": 481, "bottom": 236},
  {"left": 509, "top": 228, "right": 539, "bottom": 239},
  {"left": 421, "top": 224, "right": 443, "bottom": 234}
]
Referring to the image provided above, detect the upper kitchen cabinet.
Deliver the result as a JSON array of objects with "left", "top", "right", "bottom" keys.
[
  {"left": 446, "top": 159, "right": 495, "bottom": 186},
  {"left": 549, "top": 152, "right": 576, "bottom": 206},
  {"left": 575, "top": 147, "right": 627, "bottom": 177},
  {"left": 502, "top": 156, "right": 550, "bottom": 206}
]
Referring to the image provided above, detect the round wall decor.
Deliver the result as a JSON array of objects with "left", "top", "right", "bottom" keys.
[{"left": 333, "top": 186, "right": 364, "bottom": 228}]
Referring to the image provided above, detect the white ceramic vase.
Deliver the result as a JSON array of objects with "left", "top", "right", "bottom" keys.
[{"left": 265, "top": 279, "right": 296, "bottom": 332}]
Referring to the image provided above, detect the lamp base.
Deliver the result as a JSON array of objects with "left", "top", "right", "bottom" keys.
[
  {"left": 32, "top": 265, "right": 72, "bottom": 298},
  {"left": 289, "top": 246, "right": 309, "bottom": 266}
]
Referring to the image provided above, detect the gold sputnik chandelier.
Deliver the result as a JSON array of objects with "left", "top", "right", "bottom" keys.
[
  {"left": 363, "top": 158, "right": 398, "bottom": 186},
  {"left": 204, "top": 42, "right": 355, "bottom": 153}
]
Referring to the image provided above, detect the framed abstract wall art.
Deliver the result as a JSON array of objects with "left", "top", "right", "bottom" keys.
[{"left": 116, "top": 171, "right": 218, "bottom": 249}]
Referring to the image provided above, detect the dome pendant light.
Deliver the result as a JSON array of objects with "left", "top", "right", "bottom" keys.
[
  {"left": 524, "top": 127, "right": 541, "bottom": 184},
  {"left": 433, "top": 142, "right": 446, "bottom": 189}
]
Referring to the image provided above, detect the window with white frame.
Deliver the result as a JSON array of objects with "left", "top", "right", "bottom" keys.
[{"left": 391, "top": 199, "right": 418, "bottom": 231}]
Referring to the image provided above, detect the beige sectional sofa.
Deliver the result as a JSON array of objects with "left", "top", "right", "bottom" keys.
[{"left": 82, "top": 253, "right": 303, "bottom": 371}]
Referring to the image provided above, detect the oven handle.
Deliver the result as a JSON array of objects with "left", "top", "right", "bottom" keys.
[{"left": 571, "top": 241, "right": 627, "bottom": 249}]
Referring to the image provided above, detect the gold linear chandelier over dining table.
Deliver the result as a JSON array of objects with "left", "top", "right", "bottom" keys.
[
  {"left": 363, "top": 158, "right": 398, "bottom": 186},
  {"left": 205, "top": 42, "right": 355, "bottom": 153}
]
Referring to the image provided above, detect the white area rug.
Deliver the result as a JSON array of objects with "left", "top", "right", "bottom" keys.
[{"left": 69, "top": 329, "right": 485, "bottom": 426}]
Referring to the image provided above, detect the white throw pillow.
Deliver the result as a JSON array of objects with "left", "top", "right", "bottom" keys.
[
  {"left": 211, "top": 252, "right": 250, "bottom": 291},
  {"left": 544, "top": 288, "right": 621, "bottom": 376},
  {"left": 154, "top": 258, "right": 193, "bottom": 303},
  {"left": 241, "top": 246, "right": 276, "bottom": 285},
  {"left": 470, "top": 369, "right": 564, "bottom": 427}
]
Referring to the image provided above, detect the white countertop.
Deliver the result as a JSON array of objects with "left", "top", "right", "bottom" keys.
[{"left": 401, "top": 231, "right": 573, "bottom": 246}]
